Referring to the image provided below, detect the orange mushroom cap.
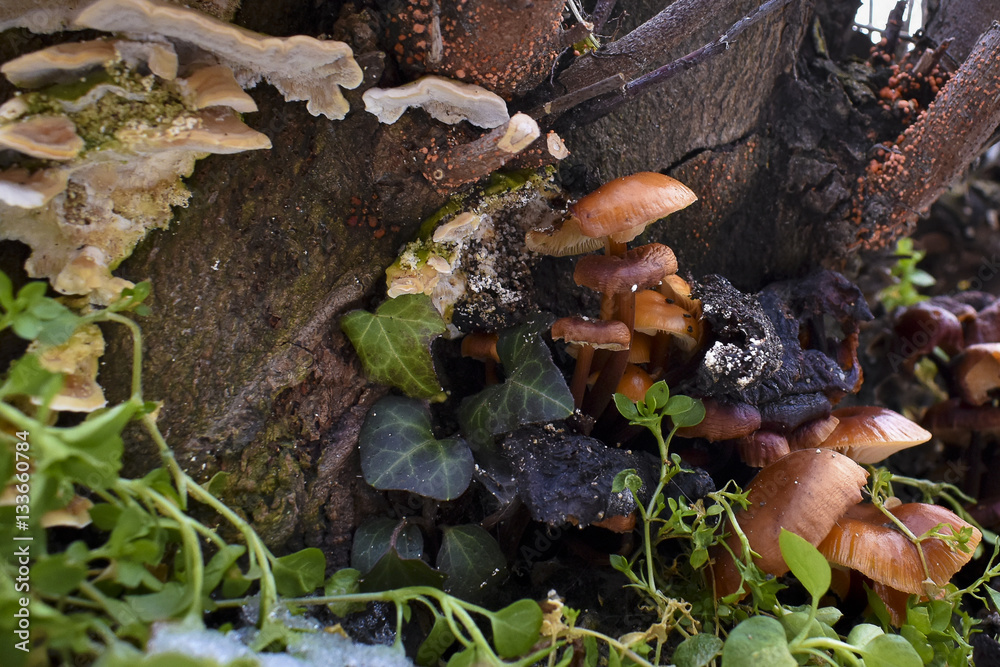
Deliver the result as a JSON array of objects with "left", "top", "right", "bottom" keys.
[
  {"left": 817, "top": 502, "right": 981, "bottom": 595},
  {"left": 570, "top": 172, "right": 697, "bottom": 242},
  {"left": 711, "top": 449, "right": 868, "bottom": 599},
  {"left": 634, "top": 290, "right": 698, "bottom": 350},
  {"left": 616, "top": 364, "right": 655, "bottom": 403},
  {"left": 810, "top": 406, "right": 931, "bottom": 464}
]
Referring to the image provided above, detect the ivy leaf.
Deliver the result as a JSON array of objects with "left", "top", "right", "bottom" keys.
[
  {"left": 351, "top": 517, "right": 424, "bottom": 573},
  {"left": 272, "top": 547, "right": 326, "bottom": 597},
  {"left": 721, "top": 616, "right": 797, "bottom": 667},
  {"left": 458, "top": 321, "right": 573, "bottom": 446},
  {"left": 490, "top": 599, "right": 543, "bottom": 659},
  {"left": 437, "top": 525, "right": 507, "bottom": 602},
  {"left": 341, "top": 294, "right": 446, "bottom": 398},
  {"left": 779, "top": 529, "right": 830, "bottom": 602},
  {"left": 360, "top": 396, "right": 474, "bottom": 501},
  {"left": 673, "top": 633, "right": 723, "bottom": 667}
]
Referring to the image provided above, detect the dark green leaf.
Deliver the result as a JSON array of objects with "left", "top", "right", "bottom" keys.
[
  {"left": 324, "top": 568, "right": 366, "bottom": 617},
  {"left": 490, "top": 599, "right": 543, "bottom": 659},
  {"left": 204, "top": 471, "right": 230, "bottom": 497},
  {"left": 361, "top": 396, "right": 473, "bottom": 501},
  {"left": 351, "top": 518, "right": 424, "bottom": 573},
  {"left": 778, "top": 529, "right": 830, "bottom": 602},
  {"left": 341, "top": 294, "right": 446, "bottom": 398},
  {"left": 272, "top": 548, "right": 326, "bottom": 597},
  {"left": 360, "top": 548, "right": 445, "bottom": 592},
  {"left": 458, "top": 323, "right": 573, "bottom": 446},
  {"left": 417, "top": 615, "right": 456, "bottom": 666},
  {"left": 437, "top": 525, "right": 506, "bottom": 602},
  {"left": 673, "top": 633, "right": 723, "bottom": 667},
  {"left": 612, "top": 469, "right": 631, "bottom": 493},
  {"left": 221, "top": 568, "right": 253, "bottom": 599},
  {"left": 721, "top": 616, "right": 797, "bottom": 667},
  {"left": 858, "top": 634, "right": 923, "bottom": 667},
  {"left": 42, "top": 399, "right": 142, "bottom": 487}
]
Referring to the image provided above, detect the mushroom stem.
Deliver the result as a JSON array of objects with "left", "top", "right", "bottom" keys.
[
  {"left": 585, "top": 348, "right": 630, "bottom": 417},
  {"left": 570, "top": 344, "right": 596, "bottom": 409}
]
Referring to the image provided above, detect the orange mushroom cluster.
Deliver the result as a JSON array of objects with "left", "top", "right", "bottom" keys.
[
  {"left": 710, "top": 449, "right": 981, "bottom": 625},
  {"left": 527, "top": 171, "right": 700, "bottom": 415}
]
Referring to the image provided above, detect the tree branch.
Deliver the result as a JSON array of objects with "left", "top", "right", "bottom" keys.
[
  {"left": 856, "top": 21, "right": 1000, "bottom": 249},
  {"left": 557, "top": 0, "right": 739, "bottom": 93},
  {"left": 556, "top": 0, "right": 794, "bottom": 129}
]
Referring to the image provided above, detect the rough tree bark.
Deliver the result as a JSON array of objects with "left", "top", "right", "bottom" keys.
[{"left": 3, "top": 0, "right": 998, "bottom": 566}]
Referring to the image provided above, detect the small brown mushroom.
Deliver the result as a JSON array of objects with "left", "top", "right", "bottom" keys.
[
  {"left": 817, "top": 502, "right": 981, "bottom": 596},
  {"left": 633, "top": 290, "right": 699, "bottom": 351},
  {"left": 573, "top": 243, "right": 678, "bottom": 295},
  {"left": 953, "top": 343, "right": 1000, "bottom": 406},
  {"left": 552, "top": 316, "right": 630, "bottom": 409},
  {"left": 710, "top": 449, "right": 868, "bottom": 599},
  {"left": 524, "top": 216, "right": 603, "bottom": 257},
  {"left": 811, "top": 406, "right": 931, "bottom": 464},
  {"left": 675, "top": 399, "right": 761, "bottom": 441},
  {"left": 921, "top": 397, "right": 1000, "bottom": 446},
  {"left": 462, "top": 332, "right": 500, "bottom": 385},
  {"left": 570, "top": 172, "right": 697, "bottom": 256},
  {"left": 736, "top": 430, "right": 790, "bottom": 468},
  {"left": 616, "top": 364, "right": 655, "bottom": 403},
  {"left": 787, "top": 415, "right": 840, "bottom": 450}
]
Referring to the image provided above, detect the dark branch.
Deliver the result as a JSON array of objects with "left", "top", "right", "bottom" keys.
[{"left": 555, "top": 0, "right": 794, "bottom": 130}]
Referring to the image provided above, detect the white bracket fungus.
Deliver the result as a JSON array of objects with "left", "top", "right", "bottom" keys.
[
  {"left": 74, "top": 0, "right": 364, "bottom": 120},
  {"left": 363, "top": 75, "right": 510, "bottom": 129}
]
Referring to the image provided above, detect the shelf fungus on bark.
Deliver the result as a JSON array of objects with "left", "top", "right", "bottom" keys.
[
  {"left": 0, "top": 25, "right": 288, "bottom": 305},
  {"left": 363, "top": 75, "right": 509, "bottom": 128},
  {"left": 73, "top": 0, "right": 363, "bottom": 120}
]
